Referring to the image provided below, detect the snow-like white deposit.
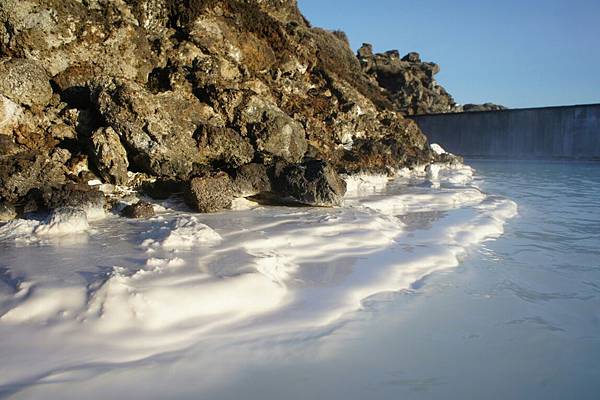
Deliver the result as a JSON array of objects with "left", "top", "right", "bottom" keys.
[
  {"left": 430, "top": 143, "right": 446, "bottom": 155},
  {"left": 0, "top": 161, "right": 517, "bottom": 397}
]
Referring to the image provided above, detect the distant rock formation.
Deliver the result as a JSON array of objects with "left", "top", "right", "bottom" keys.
[
  {"left": 0, "top": 0, "right": 486, "bottom": 217},
  {"left": 459, "top": 103, "right": 508, "bottom": 113},
  {"left": 356, "top": 43, "right": 506, "bottom": 116}
]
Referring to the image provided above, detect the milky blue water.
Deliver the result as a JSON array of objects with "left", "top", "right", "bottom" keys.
[
  {"left": 199, "top": 159, "right": 600, "bottom": 400},
  {"left": 2, "top": 160, "right": 599, "bottom": 399}
]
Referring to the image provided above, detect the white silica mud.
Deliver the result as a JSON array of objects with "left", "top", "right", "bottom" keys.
[{"left": 0, "top": 155, "right": 517, "bottom": 398}]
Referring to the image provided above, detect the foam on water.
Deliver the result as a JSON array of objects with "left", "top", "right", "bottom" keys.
[{"left": 0, "top": 160, "right": 517, "bottom": 396}]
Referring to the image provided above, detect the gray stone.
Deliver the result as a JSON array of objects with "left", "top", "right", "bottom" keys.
[
  {"left": 0, "top": 59, "right": 52, "bottom": 107},
  {"left": 185, "top": 173, "right": 234, "bottom": 213},
  {"left": 90, "top": 127, "right": 130, "bottom": 185}
]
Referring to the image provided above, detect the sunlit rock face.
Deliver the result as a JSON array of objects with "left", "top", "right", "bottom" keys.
[{"left": 0, "top": 0, "right": 447, "bottom": 216}]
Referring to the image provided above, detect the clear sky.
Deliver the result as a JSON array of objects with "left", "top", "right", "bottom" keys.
[{"left": 297, "top": 0, "right": 600, "bottom": 108}]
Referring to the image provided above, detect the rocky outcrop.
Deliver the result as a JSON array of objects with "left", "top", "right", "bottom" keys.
[
  {"left": 0, "top": 0, "right": 457, "bottom": 216},
  {"left": 357, "top": 44, "right": 456, "bottom": 115},
  {"left": 357, "top": 44, "right": 505, "bottom": 116},
  {"left": 460, "top": 103, "right": 508, "bottom": 113}
]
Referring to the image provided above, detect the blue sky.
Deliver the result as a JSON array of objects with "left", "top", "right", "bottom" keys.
[{"left": 297, "top": 0, "right": 600, "bottom": 108}]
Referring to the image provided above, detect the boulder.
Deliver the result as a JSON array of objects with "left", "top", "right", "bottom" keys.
[
  {"left": 272, "top": 160, "right": 346, "bottom": 207},
  {"left": 121, "top": 200, "right": 155, "bottom": 219},
  {"left": 185, "top": 173, "right": 234, "bottom": 213},
  {"left": 42, "top": 183, "right": 105, "bottom": 211},
  {"left": 232, "top": 163, "right": 272, "bottom": 197},
  {"left": 402, "top": 52, "right": 421, "bottom": 63},
  {"left": 89, "top": 127, "right": 130, "bottom": 185},
  {"left": 0, "top": 59, "right": 52, "bottom": 107}
]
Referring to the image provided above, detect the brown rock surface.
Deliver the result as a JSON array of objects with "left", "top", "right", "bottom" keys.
[{"left": 0, "top": 0, "right": 470, "bottom": 213}]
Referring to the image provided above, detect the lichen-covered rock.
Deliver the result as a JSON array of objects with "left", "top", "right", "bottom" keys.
[
  {"left": 0, "top": 0, "right": 156, "bottom": 80},
  {"left": 185, "top": 173, "right": 234, "bottom": 213},
  {"left": 0, "top": 59, "right": 52, "bottom": 107},
  {"left": 121, "top": 201, "right": 155, "bottom": 219},
  {"left": 89, "top": 127, "right": 129, "bottom": 185},
  {"left": 272, "top": 160, "right": 347, "bottom": 207}
]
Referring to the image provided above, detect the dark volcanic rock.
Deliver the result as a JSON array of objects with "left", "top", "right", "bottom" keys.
[
  {"left": 241, "top": 97, "right": 308, "bottom": 164},
  {"left": 272, "top": 160, "right": 347, "bottom": 207},
  {"left": 0, "top": 152, "right": 67, "bottom": 204},
  {"left": 0, "top": 0, "right": 458, "bottom": 212},
  {"left": 357, "top": 44, "right": 457, "bottom": 115},
  {"left": 121, "top": 201, "right": 155, "bottom": 219},
  {"left": 232, "top": 163, "right": 272, "bottom": 197},
  {"left": 42, "top": 184, "right": 105, "bottom": 211},
  {"left": 142, "top": 180, "right": 185, "bottom": 200},
  {"left": 461, "top": 103, "right": 508, "bottom": 112},
  {"left": 93, "top": 79, "right": 212, "bottom": 179},
  {"left": 196, "top": 126, "right": 255, "bottom": 168},
  {"left": 185, "top": 173, "right": 234, "bottom": 213}
]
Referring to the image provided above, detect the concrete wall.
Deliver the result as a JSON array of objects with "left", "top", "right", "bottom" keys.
[{"left": 412, "top": 104, "right": 600, "bottom": 159}]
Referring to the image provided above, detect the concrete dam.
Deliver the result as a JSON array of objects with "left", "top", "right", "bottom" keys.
[{"left": 412, "top": 104, "right": 600, "bottom": 160}]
